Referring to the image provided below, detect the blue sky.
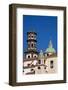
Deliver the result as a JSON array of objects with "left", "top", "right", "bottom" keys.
[{"left": 23, "top": 15, "right": 57, "bottom": 52}]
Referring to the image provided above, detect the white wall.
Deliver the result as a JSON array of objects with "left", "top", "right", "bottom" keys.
[
  {"left": 24, "top": 68, "right": 31, "bottom": 74},
  {"left": 0, "top": 0, "right": 68, "bottom": 90},
  {"left": 46, "top": 57, "right": 57, "bottom": 73},
  {"left": 24, "top": 61, "right": 32, "bottom": 67}
]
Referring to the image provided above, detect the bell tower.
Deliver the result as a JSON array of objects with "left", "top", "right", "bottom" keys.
[
  {"left": 27, "top": 32, "right": 37, "bottom": 51},
  {"left": 24, "top": 32, "right": 38, "bottom": 59}
]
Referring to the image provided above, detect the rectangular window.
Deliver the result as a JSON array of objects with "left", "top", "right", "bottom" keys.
[
  {"left": 38, "top": 60, "right": 41, "bottom": 64},
  {"left": 28, "top": 55, "right": 30, "bottom": 58},
  {"left": 50, "top": 60, "right": 54, "bottom": 69},
  {"left": 31, "top": 43, "right": 33, "bottom": 47}
]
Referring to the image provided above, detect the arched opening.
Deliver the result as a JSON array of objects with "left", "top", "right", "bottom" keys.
[
  {"left": 38, "top": 60, "right": 41, "bottom": 64},
  {"left": 28, "top": 55, "right": 30, "bottom": 58},
  {"left": 38, "top": 66, "right": 41, "bottom": 69},
  {"left": 31, "top": 43, "right": 33, "bottom": 48}
]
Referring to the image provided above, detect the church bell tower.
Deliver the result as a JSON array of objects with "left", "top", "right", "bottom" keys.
[{"left": 24, "top": 32, "right": 38, "bottom": 59}]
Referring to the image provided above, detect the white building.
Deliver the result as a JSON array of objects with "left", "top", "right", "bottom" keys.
[
  {"left": 44, "top": 40, "right": 57, "bottom": 73},
  {"left": 23, "top": 32, "right": 57, "bottom": 75}
]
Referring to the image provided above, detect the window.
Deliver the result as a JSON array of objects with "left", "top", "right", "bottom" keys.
[
  {"left": 51, "top": 66, "right": 53, "bottom": 68},
  {"left": 50, "top": 60, "right": 54, "bottom": 68},
  {"left": 44, "top": 66, "right": 46, "bottom": 69},
  {"left": 38, "top": 60, "right": 41, "bottom": 64},
  {"left": 31, "top": 43, "right": 33, "bottom": 47},
  {"left": 32, "top": 36, "right": 33, "bottom": 38},
  {"left": 28, "top": 55, "right": 30, "bottom": 58},
  {"left": 38, "top": 66, "right": 41, "bottom": 69},
  {"left": 51, "top": 61, "right": 53, "bottom": 64},
  {"left": 28, "top": 64, "right": 30, "bottom": 66},
  {"left": 31, "top": 69, "right": 34, "bottom": 71},
  {"left": 47, "top": 53, "right": 49, "bottom": 56},
  {"left": 34, "top": 56, "right": 37, "bottom": 58}
]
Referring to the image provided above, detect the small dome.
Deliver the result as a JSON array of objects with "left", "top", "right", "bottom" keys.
[
  {"left": 45, "top": 40, "right": 56, "bottom": 53},
  {"left": 39, "top": 50, "right": 44, "bottom": 59}
]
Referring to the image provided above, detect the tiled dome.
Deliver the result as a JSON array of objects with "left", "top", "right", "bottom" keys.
[{"left": 45, "top": 40, "right": 56, "bottom": 53}]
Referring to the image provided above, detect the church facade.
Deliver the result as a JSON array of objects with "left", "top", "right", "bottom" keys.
[{"left": 23, "top": 32, "right": 57, "bottom": 75}]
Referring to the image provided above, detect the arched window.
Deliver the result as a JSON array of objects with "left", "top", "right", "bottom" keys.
[
  {"left": 31, "top": 43, "right": 33, "bottom": 47},
  {"left": 34, "top": 56, "right": 37, "bottom": 58},
  {"left": 38, "top": 66, "right": 41, "bottom": 69},
  {"left": 47, "top": 53, "right": 49, "bottom": 56},
  {"left": 34, "top": 56, "right": 36, "bottom": 58},
  {"left": 38, "top": 60, "right": 41, "bottom": 64},
  {"left": 32, "top": 36, "right": 33, "bottom": 38},
  {"left": 28, "top": 55, "right": 30, "bottom": 58},
  {"left": 31, "top": 69, "right": 34, "bottom": 71}
]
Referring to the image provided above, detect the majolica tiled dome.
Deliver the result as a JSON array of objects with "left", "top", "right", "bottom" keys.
[{"left": 45, "top": 40, "right": 56, "bottom": 53}]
